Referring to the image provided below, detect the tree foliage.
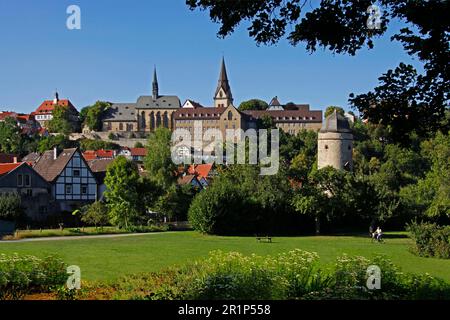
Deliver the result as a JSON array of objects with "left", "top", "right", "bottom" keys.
[
  {"left": 0, "top": 117, "right": 22, "bottom": 154},
  {"left": 144, "top": 127, "right": 177, "bottom": 189},
  {"left": 47, "top": 105, "right": 76, "bottom": 134},
  {"left": 187, "top": 0, "right": 449, "bottom": 143},
  {"left": 0, "top": 194, "right": 22, "bottom": 221},
  {"left": 238, "top": 99, "right": 268, "bottom": 111},
  {"left": 80, "top": 101, "right": 110, "bottom": 131}
]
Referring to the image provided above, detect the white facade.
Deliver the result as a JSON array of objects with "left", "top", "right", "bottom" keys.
[{"left": 53, "top": 151, "right": 97, "bottom": 201}]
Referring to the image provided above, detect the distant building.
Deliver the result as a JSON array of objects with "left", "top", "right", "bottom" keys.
[
  {"left": 102, "top": 68, "right": 181, "bottom": 132},
  {"left": 0, "top": 111, "right": 41, "bottom": 136},
  {"left": 32, "top": 92, "right": 79, "bottom": 129},
  {"left": 31, "top": 148, "right": 99, "bottom": 211},
  {"left": 318, "top": 110, "right": 353, "bottom": 171},
  {"left": 0, "top": 162, "right": 53, "bottom": 221}
]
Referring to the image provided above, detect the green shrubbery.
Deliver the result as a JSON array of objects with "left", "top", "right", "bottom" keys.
[
  {"left": 406, "top": 221, "right": 450, "bottom": 259},
  {"left": 0, "top": 254, "right": 67, "bottom": 300},
  {"left": 106, "top": 250, "right": 450, "bottom": 300}
]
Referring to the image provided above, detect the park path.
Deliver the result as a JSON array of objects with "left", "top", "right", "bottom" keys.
[{"left": 0, "top": 231, "right": 174, "bottom": 243}]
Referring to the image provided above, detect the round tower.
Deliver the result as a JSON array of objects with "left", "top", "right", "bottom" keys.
[{"left": 318, "top": 110, "right": 353, "bottom": 171}]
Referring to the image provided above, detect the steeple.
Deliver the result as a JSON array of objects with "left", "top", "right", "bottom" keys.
[
  {"left": 53, "top": 90, "right": 59, "bottom": 105},
  {"left": 214, "top": 57, "right": 233, "bottom": 108},
  {"left": 152, "top": 67, "right": 159, "bottom": 99}
]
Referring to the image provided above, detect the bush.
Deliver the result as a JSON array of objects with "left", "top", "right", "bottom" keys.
[
  {"left": 97, "top": 250, "right": 450, "bottom": 301},
  {"left": 406, "top": 221, "right": 450, "bottom": 259},
  {"left": 0, "top": 254, "right": 67, "bottom": 300},
  {"left": 0, "top": 194, "right": 22, "bottom": 221}
]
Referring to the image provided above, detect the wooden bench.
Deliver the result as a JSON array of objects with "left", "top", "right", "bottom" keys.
[{"left": 256, "top": 236, "right": 272, "bottom": 243}]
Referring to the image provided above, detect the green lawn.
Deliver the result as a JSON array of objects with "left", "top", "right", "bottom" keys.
[{"left": 1, "top": 231, "right": 449, "bottom": 283}]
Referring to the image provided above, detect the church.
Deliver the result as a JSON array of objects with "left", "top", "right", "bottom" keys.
[{"left": 100, "top": 58, "right": 323, "bottom": 138}]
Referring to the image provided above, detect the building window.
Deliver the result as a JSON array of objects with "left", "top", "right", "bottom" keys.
[
  {"left": 17, "top": 174, "right": 23, "bottom": 187},
  {"left": 66, "top": 184, "right": 72, "bottom": 194},
  {"left": 228, "top": 111, "right": 233, "bottom": 121},
  {"left": 325, "top": 145, "right": 329, "bottom": 150},
  {"left": 73, "top": 169, "right": 80, "bottom": 177},
  {"left": 119, "top": 123, "right": 123, "bottom": 131},
  {"left": 81, "top": 184, "right": 88, "bottom": 194},
  {"left": 25, "top": 174, "right": 31, "bottom": 187},
  {"left": 26, "top": 189, "right": 33, "bottom": 197}
]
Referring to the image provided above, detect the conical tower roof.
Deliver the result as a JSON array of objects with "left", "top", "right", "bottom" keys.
[{"left": 320, "top": 110, "right": 352, "bottom": 133}]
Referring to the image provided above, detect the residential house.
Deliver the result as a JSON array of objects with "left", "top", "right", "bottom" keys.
[
  {"left": 82, "top": 149, "right": 116, "bottom": 161},
  {"left": 32, "top": 92, "right": 79, "bottom": 129},
  {"left": 177, "top": 174, "right": 203, "bottom": 189},
  {"left": 31, "top": 148, "right": 99, "bottom": 212},
  {"left": 0, "top": 162, "right": 53, "bottom": 221}
]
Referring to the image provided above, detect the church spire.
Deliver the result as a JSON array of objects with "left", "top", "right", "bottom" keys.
[
  {"left": 214, "top": 57, "right": 233, "bottom": 108},
  {"left": 152, "top": 66, "right": 159, "bottom": 99}
]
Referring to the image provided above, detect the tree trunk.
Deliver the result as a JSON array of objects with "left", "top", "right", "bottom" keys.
[{"left": 315, "top": 216, "right": 320, "bottom": 235}]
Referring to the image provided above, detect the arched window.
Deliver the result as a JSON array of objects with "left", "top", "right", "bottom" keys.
[
  {"left": 141, "top": 111, "right": 146, "bottom": 129},
  {"left": 119, "top": 123, "right": 123, "bottom": 131},
  {"left": 228, "top": 111, "right": 233, "bottom": 121}
]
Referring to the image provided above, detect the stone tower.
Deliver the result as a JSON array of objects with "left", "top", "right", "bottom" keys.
[
  {"left": 318, "top": 110, "right": 353, "bottom": 171},
  {"left": 214, "top": 57, "right": 233, "bottom": 108}
]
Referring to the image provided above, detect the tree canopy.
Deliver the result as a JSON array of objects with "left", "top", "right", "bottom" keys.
[{"left": 187, "top": 0, "right": 449, "bottom": 143}]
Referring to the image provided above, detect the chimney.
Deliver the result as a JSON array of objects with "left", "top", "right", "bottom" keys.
[
  {"left": 53, "top": 147, "right": 58, "bottom": 160},
  {"left": 13, "top": 157, "right": 18, "bottom": 163},
  {"left": 53, "top": 91, "right": 59, "bottom": 105}
]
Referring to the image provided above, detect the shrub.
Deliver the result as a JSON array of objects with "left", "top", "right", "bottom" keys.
[
  {"left": 0, "top": 194, "right": 22, "bottom": 221},
  {"left": 0, "top": 254, "right": 67, "bottom": 300},
  {"left": 406, "top": 221, "right": 450, "bottom": 259}
]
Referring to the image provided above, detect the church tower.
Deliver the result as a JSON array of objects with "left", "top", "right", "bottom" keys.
[
  {"left": 214, "top": 57, "right": 233, "bottom": 108},
  {"left": 318, "top": 110, "right": 354, "bottom": 171},
  {"left": 152, "top": 67, "right": 159, "bottom": 100}
]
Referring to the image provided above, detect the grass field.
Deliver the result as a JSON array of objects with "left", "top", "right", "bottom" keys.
[{"left": 1, "top": 231, "right": 449, "bottom": 283}]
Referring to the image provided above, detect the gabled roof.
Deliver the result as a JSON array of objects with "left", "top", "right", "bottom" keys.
[
  {"left": 102, "top": 104, "right": 137, "bottom": 122},
  {"left": 0, "top": 163, "right": 23, "bottom": 176},
  {"left": 183, "top": 100, "right": 206, "bottom": 109},
  {"left": 32, "top": 99, "right": 78, "bottom": 115},
  {"left": 269, "top": 96, "right": 281, "bottom": 106},
  {"left": 130, "top": 148, "right": 147, "bottom": 157},
  {"left": 178, "top": 174, "right": 197, "bottom": 186},
  {"left": 33, "top": 148, "right": 78, "bottom": 182},
  {"left": 136, "top": 95, "right": 181, "bottom": 109},
  {"left": 173, "top": 106, "right": 227, "bottom": 120},
  {"left": 188, "top": 163, "right": 213, "bottom": 179}
]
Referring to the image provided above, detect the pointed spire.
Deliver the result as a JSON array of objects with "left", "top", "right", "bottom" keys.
[
  {"left": 219, "top": 56, "right": 228, "bottom": 83},
  {"left": 152, "top": 66, "right": 159, "bottom": 99},
  {"left": 214, "top": 57, "right": 233, "bottom": 106},
  {"left": 53, "top": 89, "right": 59, "bottom": 105}
]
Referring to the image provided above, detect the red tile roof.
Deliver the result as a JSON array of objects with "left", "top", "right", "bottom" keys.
[
  {"left": 32, "top": 99, "right": 78, "bottom": 115},
  {"left": 187, "top": 163, "right": 213, "bottom": 179},
  {"left": 130, "top": 148, "right": 147, "bottom": 157},
  {"left": 0, "top": 112, "right": 16, "bottom": 121},
  {"left": 0, "top": 162, "right": 23, "bottom": 175},
  {"left": 82, "top": 149, "right": 115, "bottom": 161}
]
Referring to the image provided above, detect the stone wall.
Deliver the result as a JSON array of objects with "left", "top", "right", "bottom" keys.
[{"left": 318, "top": 131, "right": 353, "bottom": 170}]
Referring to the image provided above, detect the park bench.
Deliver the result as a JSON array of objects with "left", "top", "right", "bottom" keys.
[{"left": 256, "top": 236, "right": 272, "bottom": 243}]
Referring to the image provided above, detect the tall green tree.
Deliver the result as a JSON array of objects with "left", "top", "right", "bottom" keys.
[
  {"left": 47, "top": 105, "right": 74, "bottom": 134},
  {"left": 80, "top": 101, "right": 110, "bottom": 131},
  {"left": 144, "top": 127, "right": 177, "bottom": 189},
  {"left": 0, "top": 117, "right": 22, "bottom": 154},
  {"left": 104, "top": 157, "right": 143, "bottom": 228}
]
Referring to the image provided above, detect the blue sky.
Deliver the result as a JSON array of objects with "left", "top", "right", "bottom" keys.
[{"left": 0, "top": 0, "right": 420, "bottom": 114}]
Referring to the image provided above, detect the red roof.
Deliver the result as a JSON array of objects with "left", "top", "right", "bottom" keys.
[
  {"left": 0, "top": 112, "right": 16, "bottom": 121},
  {"left": 32, "top": 99, "right": 77, "bottom": 115},
  {"left": 82, "top": 149, "right": 115, "bottom": 161},
  {"left": 130, "top": 148, "right": 147, "bottom": 157},
  {"left": 0, "top": 162, "right": 23, "bottom": 175},
  {"left": 187, "top": 163, "right": 213, "bottom": 179}
]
